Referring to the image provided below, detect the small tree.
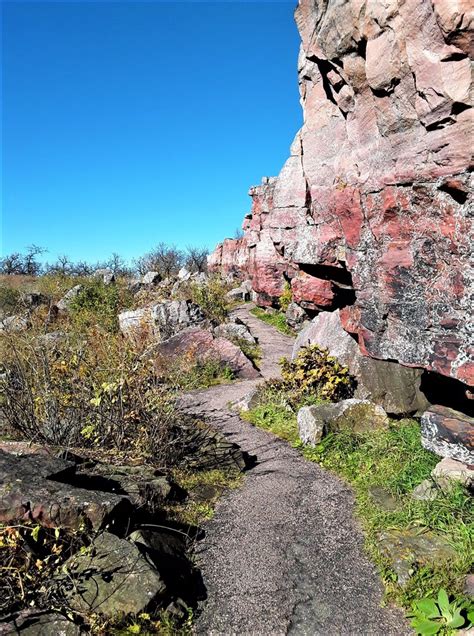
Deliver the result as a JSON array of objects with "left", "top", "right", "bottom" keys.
[
  {"left": 185, "top": 246, "right": 209, "bottom": 273},
  {"left": 133, "top": 242, "right": 184, "bottom": 278}
]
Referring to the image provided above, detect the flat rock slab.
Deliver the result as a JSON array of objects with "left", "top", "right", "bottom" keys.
[
  {"left": 0, "top": 449, "right": 130, "bottom": 530},
  {"left": 180, "top": 305, "right": 409, "bottom": 635}
]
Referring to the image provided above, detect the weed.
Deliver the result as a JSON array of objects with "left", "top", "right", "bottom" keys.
[
  {"left": 278, "top": 281, "right": 293, "bottom": 312},
  {"left": 407, "top": 588, "right": 473, "bottom": 635}
]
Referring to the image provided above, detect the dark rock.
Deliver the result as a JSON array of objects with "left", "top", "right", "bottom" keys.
[
  {"left": 3, "top": 610, "right": 80, "bottom": 635},
  {"left": 0, "top": 450, "right": 130, "bottom": 530},
  {"left": 19, "top": 292, "right": 50, "bottom": 309},
  {"left": 77, "top": 463, "right": 175, "bottom": 510},
  {"left": 379, "top": 528, "right": 457, "bottom": 587},
  {"left": 61, "top": 531, "right": 165, "bottom": 617},
  {"left": 421, "top": 405, "right": 474, "bottom": 464}
]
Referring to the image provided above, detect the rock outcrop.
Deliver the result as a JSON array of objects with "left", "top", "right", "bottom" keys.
[{"left": 209, "top": 0, "right": 473, "bottom": 389}]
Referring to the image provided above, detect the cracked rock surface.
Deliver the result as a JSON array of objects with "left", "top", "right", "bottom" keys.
[{"left": 179, "top": 305, "right": 409, "bottom": 635}]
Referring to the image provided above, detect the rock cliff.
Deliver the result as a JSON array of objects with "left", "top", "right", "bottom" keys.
[{"left": 209, "top": 0, "right": 473, "bottom": 387}]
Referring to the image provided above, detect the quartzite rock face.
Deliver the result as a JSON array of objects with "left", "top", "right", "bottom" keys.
[{"left": 209, "top": 0, "right": 473, "bottom": 386}]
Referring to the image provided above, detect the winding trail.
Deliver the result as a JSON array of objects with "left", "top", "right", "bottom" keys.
[{"left": 179, "top": 305, "right": 409, "bottom": 636}]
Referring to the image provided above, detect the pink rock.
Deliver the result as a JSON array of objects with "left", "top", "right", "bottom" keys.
[
  {"left": 155, "top": 328, "right": 260, "bottom": 380},
  {"left": 209, "top": 0, "right": 473, "bottom": 386}
]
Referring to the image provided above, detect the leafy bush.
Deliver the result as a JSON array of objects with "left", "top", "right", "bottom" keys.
[
  {"left": 0, "top": 327, "right": 184, "bottom": 465},
  {"left": 68, "top": 279, "right": 133, "bottom": 333},
  {"left": 279, "top": 344, "right": 354, "bottom": 405},
  {"left": 279, "top": 281, "right": 292, "bottom": 312},
  {"left": 186, "top": 276, "right": 231, "bottom": 324},
  {"left": 407, "top": 589, "right": 473, "bottom": 635}
]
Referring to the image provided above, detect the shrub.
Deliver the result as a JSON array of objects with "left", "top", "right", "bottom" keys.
[
  {"left": 0, "top": 327, "right": 183, "bottom": 465},
  {"left": 68, "top": 278, "right": 133, "bottom": 333},
  {"left": 0, "top": 286, "right": 21, "bottom": 317},
  {"left": 279, "top": 344, "right": 354, "bottom": 406},
  {"left": 186, "top": 276, "right": 231, "bottom": 324},
  {"left": 279, "top": 281, "right": 292, "bottom": 312}
]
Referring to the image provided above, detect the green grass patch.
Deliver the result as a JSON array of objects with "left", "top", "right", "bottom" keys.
[
  {"left": 244, "top": 392, "right": 473, "bottom": 621},
  {"left": 250, "top": 306, "right": 294, "bottom": 336},
  {"left": 170, "top": 467, "right": 244, "bottom": 526}
]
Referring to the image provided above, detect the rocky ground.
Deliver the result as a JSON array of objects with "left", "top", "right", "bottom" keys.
[{"left": 180, "top": 305, "right": 410, "bottom": 635}]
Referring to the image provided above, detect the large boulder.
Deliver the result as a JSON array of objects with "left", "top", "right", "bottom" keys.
[
  {"left": 421, "top": 405, "right": 474, "bottom": 464},
  {"left": 293, "top": 310, "right": 429, "bottom": 414},
  {"left": 61, "top": 531, "right": 165, "bottom": 617},
  {"left": 156, "top": 327, "right": 259, "bottom": 380},
  {"left": 118, "top": 299, "right": 205, "bottom": 341},
  {"left": 298, "top": 399, "right": 389, "bottom": 445}
]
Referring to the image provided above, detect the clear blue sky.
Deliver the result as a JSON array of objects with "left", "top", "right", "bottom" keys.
[{"left": 2, "top": 0, "right": 301, "bottom": 263}]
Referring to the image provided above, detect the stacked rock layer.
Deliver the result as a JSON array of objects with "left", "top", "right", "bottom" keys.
[{"left": 209, "top": 0, "right": 473, "bottom": 385}]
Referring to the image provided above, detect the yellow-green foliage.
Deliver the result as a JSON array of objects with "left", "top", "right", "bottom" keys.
[
  {"left": 68, "top": 278, "right": 133, "bottom": 333},
  {"left": 0, "top": 286, "right": 21, "bottom": 316},
  {"left": 186, "top": 275, "right": 231, "bottom": 324},
  {"left": 279, "top": 281, "right": 292, "bottom": 312},
  {"left": 280, "top": 344, "right": 354, "bottom": 405},
  {"left": 0, "top": 325, "right": 181, "bottom": 463}
]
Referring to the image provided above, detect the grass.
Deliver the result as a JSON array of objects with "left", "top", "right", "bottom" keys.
[
  {"left": 243, "top": 392, "right": 473, "bottom": 619},
  {"left": 250, "top": 306, "right": 294, "bottom": 336},
  {"left": 169, "top": 468, "right": 244, "bottom": 526}
]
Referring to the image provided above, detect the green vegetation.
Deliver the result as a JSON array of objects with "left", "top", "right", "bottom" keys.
[
  {"left": 163, "top": 358, "right": 235, "bottom": 391},
  {"left": 278, "top": 281, "right": 292, "bottom": 311},
  {"left": 186, "top": 275, "right": 231, "bottom": 323},
  {"left": 0, "top": 285, "right": 21, "bottom": 316},
  {"left": 250, "top": 306, "right": 294, "bottom": 335},
  {"left": 407, "top": 589, "right": 473, "bottom": 635},
  {"left": 170, "top": 467, "right": 244, "bottom": 526},
  {"left": 242, "top": 351, "right": 473, "bottom": 629},
  {"left": 68, "top": 278, "right": 134, "bottom": 333},
  {"left": 280, "top": 344, "right": 354, "bottom": 404}
]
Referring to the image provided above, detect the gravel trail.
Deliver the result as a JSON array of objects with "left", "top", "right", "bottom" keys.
[{"left": 179, "top": 305, "right": 409, "bottom": 636}]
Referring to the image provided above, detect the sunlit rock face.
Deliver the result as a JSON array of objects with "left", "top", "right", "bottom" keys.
[{"left": 209, "top": 0, "right": 473, "bottom": 384}]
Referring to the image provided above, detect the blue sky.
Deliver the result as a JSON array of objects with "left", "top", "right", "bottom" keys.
[{"left": 1, "top": 0, "right": 301, "bottom": 263}]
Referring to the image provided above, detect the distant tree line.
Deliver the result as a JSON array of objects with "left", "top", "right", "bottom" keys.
[{"left": 0, "top": 243, "right": 209, "bottom": 278}]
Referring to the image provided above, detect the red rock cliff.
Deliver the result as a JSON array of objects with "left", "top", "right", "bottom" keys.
[{"left": 210, "top": 0, "right": 473, "bottom": 385}]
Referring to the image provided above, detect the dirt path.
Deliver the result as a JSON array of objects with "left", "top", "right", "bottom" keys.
[{"left": 179, "top": 305, "right": 409, "bottom": 636}]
